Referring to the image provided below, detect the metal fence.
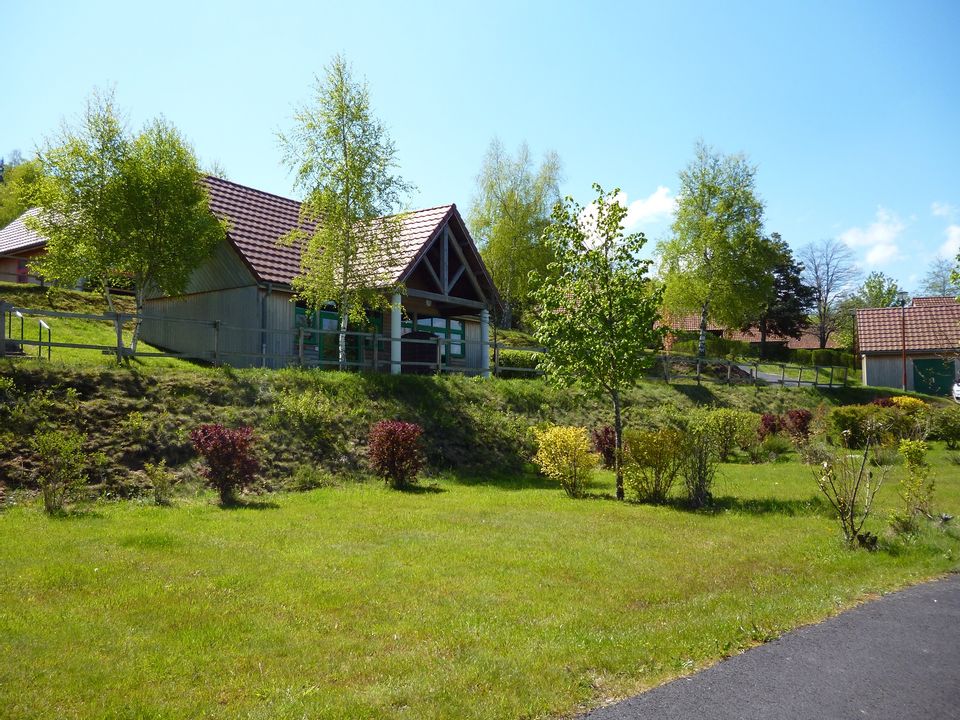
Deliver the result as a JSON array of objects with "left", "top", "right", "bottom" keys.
[
  {"left": 657, "top": 353, "right": 851, "bottom": 388},
  {"left": 0, "top": 302, "right": 544, "bottom": 377}
]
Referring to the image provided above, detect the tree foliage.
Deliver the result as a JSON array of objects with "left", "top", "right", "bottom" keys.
[
  {"left": 799, "top": 238, "right": 859, "bottom": 349},
  {"left": 469, "top": 139, "right": 562, "bottom": 328},
  {"left": 834, "top": 271, "right": 901, "bottom": 351},
  {"left": 279, "top": 55, "right": 412, "bottom": 367},
  {"left": 741, "top": 233, "right": 814, "bottom": 357},
  {"left": 532, "top": 184, "right": 664, "bottom": 500},
  {"left": 0, "top": 152, "right": 42, "bottom": 230},
  {"left": 658, "top": 141, "right": 774, "bottom": 357},
  {"left": 28, "top": 90, "right": 225, "bottom": 352}
]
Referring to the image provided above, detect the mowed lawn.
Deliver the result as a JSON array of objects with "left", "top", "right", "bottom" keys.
[{"left": 1, "top": 453, "right": 958, "bottom": 719}]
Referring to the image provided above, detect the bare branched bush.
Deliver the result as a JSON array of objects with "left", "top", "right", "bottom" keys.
[{"left": 814, "top": 440, "right": 887, "bottom": 549}]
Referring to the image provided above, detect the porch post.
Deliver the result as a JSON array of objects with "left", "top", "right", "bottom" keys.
[
  {"left": 480, "top": 308, "right": 490, "bottom": 379},
  {"left": 390, "top": 293, "right": 402, "bottom": 375}
]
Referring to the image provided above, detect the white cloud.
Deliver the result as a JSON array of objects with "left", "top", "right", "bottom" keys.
[
  {"left": 614, "top": 186, "right": 677, "bottom": 230},
  {"left": 932, "top": 201, "right": 956, "bottom": 218},
  {"left": 939, "top": 224, "right": 960, "bottom": 259},
  {"left": 839, "top": 206, "right": 905, "bottom": 266}
]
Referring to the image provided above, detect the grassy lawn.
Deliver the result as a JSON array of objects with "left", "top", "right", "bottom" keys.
[{"left": 1, "top": 453, "right": 958, "bottom": 719}]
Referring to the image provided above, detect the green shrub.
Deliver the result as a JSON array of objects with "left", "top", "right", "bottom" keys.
[
  {"left": 144, "top": 460, "right": 174, "bottom": 506},
  {"left": 289, "top": 465, "right": 339, "bottom": 491},
  {"left": 623, "top": 428, "right": 685, "bottom": 503},
  {"left": 681, "top": 416, "right": 719, "bottom": 508},
  {"left": 31, "top": 428, "right": 88, "bottom": 515},
  {"left": 756, "top": 435, "right": 793, "bottom": 463},
  {"left": 704, "top": 408, "right": 759, "bottom": 460},
  {"left": 495, "top": 349, "right": 541, "bottom": 379},
  {"left": 533, "top": 425, "right": 596, "bottom": 498},
  {"left": 829, "top": 405, "right": 896, "bottom": 448},
  {"left": 893, "top": 439, "right": 934, "bottom": 532},
  {"left": 793, "top": 349, "right": 812, "bottom": 366},
  {"left": 931, "top": 405, "right": 960, "bottom": 449}
]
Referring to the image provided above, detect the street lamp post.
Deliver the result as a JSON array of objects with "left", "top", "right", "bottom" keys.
[{"left": 897, "top": 291, "right": 909, "bottom": 391}]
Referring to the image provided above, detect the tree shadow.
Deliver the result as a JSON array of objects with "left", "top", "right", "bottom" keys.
[
  {"left": 220, "top": 499, "right": 280, "bottom": 510},
  {"left": 448, "top": 469, "right": 559, "bottom": 492},
  {"left": 663, "top": 493, "right": 831, "bottom": 517},
  {"left": 669, "top": 383, "right": 720, "bottom": 405},
  {"left": 395, "top": 483, "right": 445, "bottom": 495}
]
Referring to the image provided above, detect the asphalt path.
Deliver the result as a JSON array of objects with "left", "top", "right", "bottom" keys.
[{"left": 581, "top": 573, "right": 960, "bottom": 720}]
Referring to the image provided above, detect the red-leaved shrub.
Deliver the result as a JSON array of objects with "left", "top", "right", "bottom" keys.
[
  {"left": 190, "top": 424, "right": 259, "bottom": 504},
  {"left": 872, "top": 397, "right": 895, "bottom": 408},
  {"left": 783, "top": 409, "right": 813, "bottom": 442},
  {"left": 591, "top": 425, "right": 617, "bottom": 469},
  {"left": 758, "top": 413, "right": 783, "bottom": 440},
  {"left": 368, "top": 420, "right": 425, "bottom": 488}
]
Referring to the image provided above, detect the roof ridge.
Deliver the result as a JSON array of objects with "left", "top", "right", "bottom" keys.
[{"left": 204, "top": 175, "right": 302, "bottom": 207}]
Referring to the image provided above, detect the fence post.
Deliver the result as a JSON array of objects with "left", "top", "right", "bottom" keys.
[
  {"left": 372, "top": 333, "right": 379, "bottom": 373},
  {"left": 828, "top": 366, "right": 834, "bottom": 388},
  {"left": 726, "top": 360, "right": 732, "bottom": 384},
  {"left": 436, "top": 337, "right": 442, "bottom": 374},
  {"left": 813, "top": 366, "right": 820, "bottom": 387},
  {"left": 114, "top": 312, "right": 124, "bottom": 364},
  {"left": 0, "top": 301, "right": 6, "bottom": 359},
  {"left": 797, "top": 367, "right": 803, "bottom": 386}
]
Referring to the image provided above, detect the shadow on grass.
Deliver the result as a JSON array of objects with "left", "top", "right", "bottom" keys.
[
  {"left": 669, "top": 383, "right": 720, "bottom": 405},
  {"left": 663, "top": 494, "right": 831, "bottom": 517},
  {"left": 447, "top": 469, "right": 559, "bottom": 492},
  {"left": 396, "top": 483, "right": 446, "bottom": 495},
  {"left": 220, "top": 499, "right": 280, "bottom": 511}
]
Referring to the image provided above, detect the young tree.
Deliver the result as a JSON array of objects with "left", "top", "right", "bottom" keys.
[
  {"left": 468, "top": 138, "right": 562, "bottom": 328},
  {"left": 0, "top": 152, "right": 42, "bottom": 229},
  {"left": 658, "top": 141, "right": 775, "bottom": 357},
  {"left": 741, "top": 233, "right": 814, "bottom": 358},
  {"left": 29, "top": 90, "right": 225, "bottom": 353},
  {"left": 532, "top": 184, "right": 665, "bottom": 501},
  {"left": 799, "top": 238, "right": 859, "bottom": 349},
  {"left": 279, "top": 55, "right": 412, "bottom": 368},
  {"left": 920, "top": 257, "right": 959, "bottom": 297}
]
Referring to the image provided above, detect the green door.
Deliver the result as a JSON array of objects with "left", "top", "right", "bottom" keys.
[{"left": 912, "top": 358, "right": 954, "bottom": 396}]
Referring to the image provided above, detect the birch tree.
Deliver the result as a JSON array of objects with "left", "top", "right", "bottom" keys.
[
  {"left": 29, "top": 90, "right": 224, "bottom": 354},
  {"left": 657, "top": 142, "right": 774, "bottom": 357},
  {"left": 279, "top": 56, "right": 411, "bottom": 368},
  {"left": 532, "top": 184, "right": 664, "bottom": 501},
  {"left": 469, "top": 139, "right": 562, "bottom": 328}
]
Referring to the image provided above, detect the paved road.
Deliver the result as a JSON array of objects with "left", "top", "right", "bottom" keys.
[{"left": 582, "top": 574, "right": 960, "bottom": 720}]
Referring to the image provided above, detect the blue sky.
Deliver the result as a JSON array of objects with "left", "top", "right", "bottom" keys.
[{"left": 5, "top": 0, "right": 959, "bottom": 291}]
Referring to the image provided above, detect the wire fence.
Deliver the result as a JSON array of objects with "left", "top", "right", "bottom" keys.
[
  {"left": 0, "top": 302, "right": 852, "bottom": 388},
  {"left": 0, "top": 302, "right": 543, "bottom": 377}
]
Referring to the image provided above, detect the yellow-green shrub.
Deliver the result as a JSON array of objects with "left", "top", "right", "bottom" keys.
[
  {"left": 623, "top": 428, "right": 685, "bottom": 503},
  {"left": 533, "top": 425, "right": 596, "bottom": 498},
  {"left": 890, "top": 396, "right": 927, "bottom": 414}
]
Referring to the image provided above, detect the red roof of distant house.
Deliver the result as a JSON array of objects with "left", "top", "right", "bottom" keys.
[
  {"left": 662, "top": 312, "right": 836, "bottom": 349},
  {"left": 856, "top": 297, "right": 960, "bottom": 353}
]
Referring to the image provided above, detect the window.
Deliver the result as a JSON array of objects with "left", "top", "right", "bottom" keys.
[
  {"left": 401, "top": 316, "right": 465, "bottom": 360},
  {"left": 295, "top": 304, "right": 382, "bottom": 365}
]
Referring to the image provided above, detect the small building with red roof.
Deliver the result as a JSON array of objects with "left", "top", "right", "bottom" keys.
[{"left": 855, "top": 296, "right": 960, "bottom": 395}]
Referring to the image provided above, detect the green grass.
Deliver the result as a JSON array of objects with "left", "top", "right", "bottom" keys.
[
  {"left": 1, "top": 282, "right": 193, "bottom": 368},
  {"left": 1, "top": 453, "right": 958, "bottom": 720}
]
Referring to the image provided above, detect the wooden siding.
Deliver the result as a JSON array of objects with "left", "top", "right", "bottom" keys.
[
  {"left": 142, "top": 286, "right": 260, "bottom": 364},
  {"left": 862, "top": 353, "right": 960, "bottom": 391},
  {"left": 146, "top": 240, "right": 256, "bottom": 300},
  {"left": 463, "top": 318, "right": 481, "bottom": 369}
]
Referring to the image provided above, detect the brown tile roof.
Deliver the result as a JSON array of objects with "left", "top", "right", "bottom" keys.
[
  {"left": 856, "top": 301, "right": 960, "bottom": 353},
  {"left": 0, "top": 208, "right": 45, "bottom": 256},
  {"left": 911, "top": 296, "right": 958, "bottom": 307},
  {"left": 203, "top": 176, "right": 459, "bottom": 287}
]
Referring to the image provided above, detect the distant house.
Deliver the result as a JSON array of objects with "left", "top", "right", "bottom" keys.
[
  {"left": 856, "top": 296, "right": 960, "bottom": 395},
  {"left": 0, "top": 208, "right": 46, "bottom": 284},
  {"left": 661, "top": 313, "right": 836, "bottom": 353}
]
